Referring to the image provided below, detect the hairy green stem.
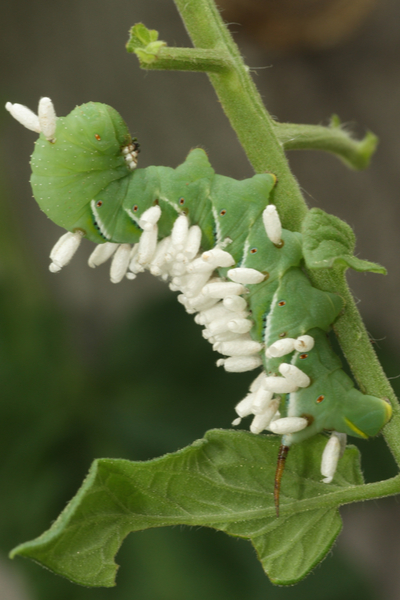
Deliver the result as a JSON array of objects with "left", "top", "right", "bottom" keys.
[
  {"left": 308, "top": 268, "right": 400, "bottom": 464},
  {"left": 171, "top": 0, "right": 308, "bottom": 231},
  {"left": 280, "top": 474, "right": 400, "bottom": 517},
  {"left": 275, "top": 122, "right": 378, "bottom": 170},
  {"left": 131, "top": 0, "right": 400, "bottom": 475},
  {"left": 132, "top": 46, "right": 231, "bottom": 72}
]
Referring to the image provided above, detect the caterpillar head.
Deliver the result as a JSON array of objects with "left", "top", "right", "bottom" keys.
[{"left": 29, "top": 101, "right": 140, "bottom": 243}]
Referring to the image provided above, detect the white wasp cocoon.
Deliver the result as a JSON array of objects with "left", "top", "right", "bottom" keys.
[
  {"left": 174, "top": 251, "right": 185, "bottom": 263},
  {"left": 139, "top": 205, "right": 162, "bottom": 231},
  {"left": 217, "top": 339, "right": 263, "bottom": 357},
  {"left": 5, "top": 102, "right": 41, "bottom": 133},
  {"left": 38, "top": 97, "right": 57, "bottom": 141},
  {"left": 294, "top": 335, "right": 315, "bottom": 352},
  {"left": 235, "top": 393, "right": 257, "bottom": 418},
  {"left": 181, "top": 272, "right": 214, "bottom": 298},
  {"left": 251, "top": 387, "right": 274, "bottom": 414},
  {"left": 206, "top": 318, "right": 233, "bottom": 337},
  {"left": 187, "top": 248, "right": 234, "bottom": 274},
  {"left": 212, "top": 330, "right": 248, "bottom": 343},
  {"left": 232, "top": 417, "right": 242, "bottom": 426},
  {"left": 149, "top": 237, "right": 171, "bottom": 275},
  {"left": 249, "top": 371, "right": 267, "bottom": 393},
  {"left": 179, "top": 295, "right": 205, "bottom": 315},
  {"left": 227, "top": 267, "right": 265, "bottom": 285},
  {"left": 164, "top": 245, "right": 177, "bottom": 264},
  {"left": 321, "top": 433, "right": 341, "bottom": 483},
  {"left": 207, "top": 311, "right": 247, "bottom": 335},
  {"left": 186, "top": 258, "right": 216, "bottom": 275},
  {"left": 49, "top": 231, "right": 83, "bottom": 272},
  {"left": 223, "top": 295, "right": 247, "bottom": 313},
  {"left": 270, "top": 411, "right": 281, "bottom": 425},
  {"left": 227, "top": 318, "right": 253, "bottom": 334},
  {"left": 266, "top": 338, "right": 296, "bottom": 358},
  {"left": 110, "top": 244, "right": 131, "bottom": 284},
  {"left": 171, "top": 214, "right": 189, "bottom": 250},
  {"left": 202, "top": 281, "right": 246, "bottom": 299},
  {"left": 177, "top": 294, "right": 188, "bottom": 307},
  {"left": 262, "top": 377, "right": 299, "bottom": 394},
  {"left": 269, "top": 416, "right": 308, "bottom": 435},
  {"left": 138, "top": 225, "right": 158, "bottom": 265},
  {"left": 279, "top": 363, "right": 311, "bottom": 388},
  {"left": 220, "top": 355, "right": 263, "bottom": 373},
  {"left": 262, "top": 204, "right": 282, "bottom": 245},
  {"left": 195, "top": 303, "right": 228, "bottom": 325},
  {"left": 127, "top": 244, "right": 145, "bottom": 276},
  {"left": 182, "top": 226, "right": 202, "bottom": 261},
  {"left": 213, "top": 334, "right": 250, "bottom": 353},
  {"left": 201, "top": 248, "right": 235, "bottom": 269},
  {"left": 250, "top": 399, "right": 280, "bottom": 434},
  {"left": 186, "top": 293, "right": 219, "bottom": 312},
  {"left": 170, "top": 261, "right": 187, "bottom": 277},
  {"left": 88, "top": 242, "right": 119, "bottom": 268}
]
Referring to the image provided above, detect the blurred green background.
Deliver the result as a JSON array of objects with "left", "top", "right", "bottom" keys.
[{"left": 1, "top": 0, "right": 400, "bottom": 598}]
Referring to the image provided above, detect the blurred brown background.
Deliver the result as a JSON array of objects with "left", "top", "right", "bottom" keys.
[{"left": 1, "top": 1, "right": 400, "bottom": 599}]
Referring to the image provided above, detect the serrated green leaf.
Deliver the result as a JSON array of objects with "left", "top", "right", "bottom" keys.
[
  {"left": 11, "top": 430, "right": 363, "bottom": 588},
  {"left": 302, "top": 208, "right": 386, "bottom": 274}
]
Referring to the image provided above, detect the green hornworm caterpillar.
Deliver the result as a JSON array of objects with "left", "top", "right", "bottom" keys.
[{"left": 6, "top": 99, "right": 392, "bottom": 514}]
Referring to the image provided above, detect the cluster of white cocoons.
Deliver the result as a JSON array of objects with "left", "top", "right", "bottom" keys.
[
  {"left": 89, "top": 208, "right": 267, "bottom": 373},
  {"left": 234, "top": 369, "right": 345, "bottom": 483},
  {"left": 232, "top": 357, "right": 311, "bottom": 435},
  {"left": 45, "top": 205, "right": 294, "bottom": 378},
  {"left": 46, "top": 205, "right": 277, "bottom": 369},
  {"left": 266, "top": 335, "right": 314, "bottom": 358},
  {"left": 47, "top": 205, "right": 315, "bottom": 434}
]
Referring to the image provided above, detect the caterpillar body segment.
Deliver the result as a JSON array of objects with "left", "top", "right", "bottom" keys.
[
  {"left": 281, "top": 328, "right": 391, "bottom": 447},
  {"left": 7, "top": 98, "right": 392, "bottom": 515}
]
